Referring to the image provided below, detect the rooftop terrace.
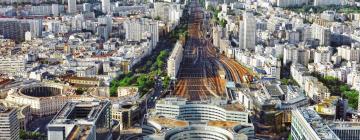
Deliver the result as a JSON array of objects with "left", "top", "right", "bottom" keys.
[{"left": 298, "top": 107, "right": 340, "bottom": 140}]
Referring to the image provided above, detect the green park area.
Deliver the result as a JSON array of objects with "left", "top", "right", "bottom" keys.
[
  {"left": 312, "top": 73, "right": 359, "bottom": 109},
  {"left": 109, "top": 20, "right": 188, "bottom": 97},
  {"left": 285, "top": 5, "right": 360, "bottom": 14},
  {"left": 20, "top": 130, "right": 46, "bottom": 140},
  {"left": 170, "top": 24, "right": 188, "bottom": 41},
  {"left": 109, "top": 50, "right": 171, "bottom": 97},
  {"left": 208, "top": 6, "right": 227, "bottom": 28}
]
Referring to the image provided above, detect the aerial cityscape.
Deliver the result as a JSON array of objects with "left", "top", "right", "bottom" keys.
[{"left": 1, "top": 0, "right": 360, "bottom": 139}]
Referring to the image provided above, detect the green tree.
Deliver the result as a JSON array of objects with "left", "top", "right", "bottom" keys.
[
  {"left": 20, "top": 130, "right": 46, "bottom": 140},
  {"left": 154, "top": 16, "right": 161, "bottom": 20},
  {"left": 75, "top": 88, "right": 86, "bottom": 95},
  {"left": 163, "top": 76, "right": 171, "bottom": 89}
]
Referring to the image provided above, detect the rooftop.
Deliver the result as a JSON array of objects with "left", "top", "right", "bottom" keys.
[
  {"left": 298, "top": 107, "right": 340, "bottom": 140},
  {"left": 222, "top": 103, "right": 246, "bottom": 112},
  {"left": 49, "top": 100, "right": 110, "bottom": 125},
  {"left": 68, "top": 76, "right": 99, "bottom": 81},
  {"left": 149, "top": 116, "right": 189, "bottom": 128},
  {"left": 207, "top": 121, "right": 241, "bottom": 129},
  {"left": 329, "top": 121, "right": 360, "bottom": 129}
]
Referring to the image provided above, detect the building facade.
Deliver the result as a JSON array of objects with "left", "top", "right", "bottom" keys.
[
  {"left": 167, "top": 41, "right": 184, "bottom": 79},
  {"left": 47, "top": 100, "right": 112, "bottom": 140},
  {"left": 291, "top": 107, "right": 340, "bottom": 140},
  {"left": 0, "top": 105, "right": 20, "bottom": 140},
  {"left": 239, "top": 11, "right": 256, "bottom": 51}
]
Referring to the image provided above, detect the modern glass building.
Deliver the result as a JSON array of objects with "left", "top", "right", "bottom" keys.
[{"left": 154, "top": 97, "right": 248, "bottom": 123}]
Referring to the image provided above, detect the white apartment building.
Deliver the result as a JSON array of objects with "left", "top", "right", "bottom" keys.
[
  {"left": 98, "top": 15, "right": 113, "bottom": 34},
  {"left": 239, "top": 11, "right": 256, "bottom": 51},
  {"left": 145, "top": 21, "right": 159, "bottom": 48},
  {"left": 167, "top": 41, "right": 183, "bottom": 79},
  {"left": 291, "top": 63, "right": 311, "bottom": 88},
  {"left": 213, "top": 25, "right": 222, "bottom": 48},
  {"left": 68, "top": 0, "right": 77, "bottom": 14},
  {"left": 283, "top": 45, "right": 310, "bottom": 66},
  {"left": 276, "top": 0, "right": 308, "bottom": 8},
  {"left": 235, "top": 49, "right": 281, "bottom": 79},
  {"left": 102, "top": 0, "right": 111, "bottom": 14},
  {"left": 52, "top": 4, "right": 60, "bottom": 16},
  {"left": 312, "top": 24, "right": 331, "bottom": 46},
  {"left": 314, "top": 47, "right": 332, "bottom": 64},
  {"left": 0, "top": 106, "right": 19, "bottom": 140},
  {"left": 347, "top": 69, "right": 360, "bottom": 91},
  {"left": 314, "top": 0, "right": 343, "bottom": 6},
  {"left": 304, "top": 77, "right": 331, "bottom": 102},
  {"left": 29, "top": 5, "right": 52, "bottom": 16},
  {"left": 205, "top": 0, "right": 218, "bottom": 10},
  {"left": 291, "top": 107, "right": 340, "bottom": 140},
  {"left": 0, "top": 56, "right": 26, "bottom": 74},
  {"left": 291, "top": 63, "right": 331, "bottom": 102},
  {"left": 124, "top": 18, "right": 159, "bottom": 47},
  {"left": 337, "top": 44, "right": 360, "bottom": 63},
  {"left": 124, "top": 19, "right": 142, "bottom": 41}
]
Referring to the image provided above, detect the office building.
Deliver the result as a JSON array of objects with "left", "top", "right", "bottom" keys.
[
  {"left": 291, "top": 107, "right": 340, "bottom": 140},
  {"left": 68, "top": 0, "right": 77, "bottom": 14},
  {"left": 112, "top": 101, "right": 142, "bottom": 130},
  {"left": 330, "top": 121, "right": 360, "bottom": 140},
  {"left": 0, "top": 104, "right": 20, "bottom": 140},
  {"left": 47, "top": 100, "right": 112, "bottom": 140},
  {"left": 167, "top": 41, "right": 184, "bottom": 79},
  {"left": 102, "top": 0, "right": 111, "bottom": 14},
  {"left": 239, "top": 11, "right": 256, "bottom": 51},
  {"left": 213, "top": 25, "right": 221, "bottom": 48},
  {"left": 335, "top": 98, "right": 348, "bottom": 120},
  {"left": 0, "top": 19, "right": 30, "bottom": 42}
]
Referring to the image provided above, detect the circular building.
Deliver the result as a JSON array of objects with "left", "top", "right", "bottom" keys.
[
  {"left": 5, "top": 84, "right": 69, "bottom": 116},
  {"left": 178, "top": 104, "right": 227, "bottom": 121},
  {"left": 164, "top": 125, "right": 234, "bottom": 140}
]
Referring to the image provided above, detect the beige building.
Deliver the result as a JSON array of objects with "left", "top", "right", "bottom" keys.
[
  {"left": 167, "top": 41, "right": 183, "bottom": 79},
  {"left": 68, "top": 77, "right": 101, "bottom": 86}
]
